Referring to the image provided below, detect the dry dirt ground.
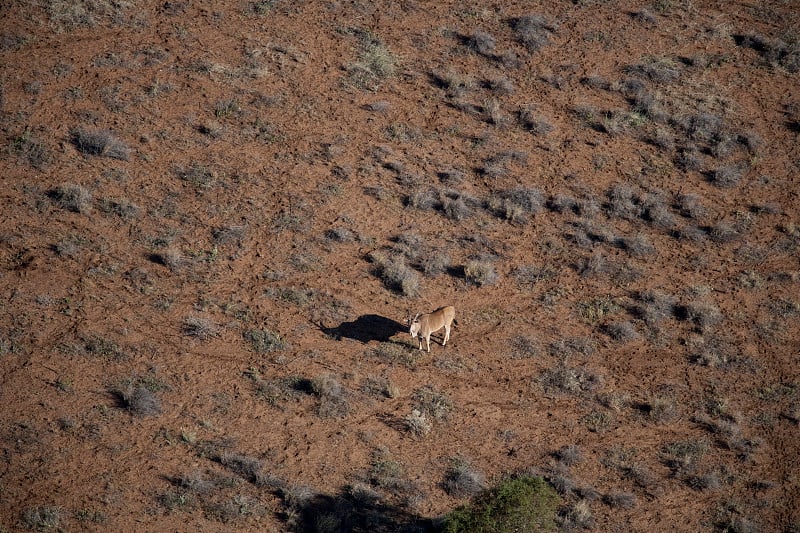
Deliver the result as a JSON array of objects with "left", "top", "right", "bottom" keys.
[{"left": 1, "top": 0, "right": 799, "bottom": 531}]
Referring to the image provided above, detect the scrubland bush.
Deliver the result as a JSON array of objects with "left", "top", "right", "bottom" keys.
[
  {"left": 244, "top": 328, "right": 287, "bottom": 353},
  {"left": 464, "top": 259, "right": 498, "bottom": 286},
  {"left": 9, "top": 130, "right": 51, "bottom": 168},
  {"left": 443, "top": 475, "right": 559, "bottom": 532},
  {"left": 309, "top": 375, "right": 349, "bottom": 419},
  {"left": 555, "top": 444, "right": 583, "bottom": 466},
  {"left": 113, "top": 382, "right": 162, "bottom": 417},
  {"left": 369, "top": 252, "right": 420, "bottom": 297},
  {"left": 23, "top": 506, "right": 61, "bottom": 531},
  {"left": 49, "top": 183, "right": 92, "bottom": 213},
  {"left": 510, "top": 14, "right": 557, "bottom": 52},
  {"left": 443, "top": 457, "right": 486, "bottom": 497},
  {"left": 412, "top": 385, "right": 452, "bottom": 422},
  {"left": 183, "top": 317, "right": 218, "bottom": 341},
  {"left": 405, "top": 409, "right": 432, "bottom": 436},
  {"left": 70, "top": 127, "right": 130, "bottom": 159}
]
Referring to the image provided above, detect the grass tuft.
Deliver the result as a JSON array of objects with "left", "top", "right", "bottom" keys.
[
  {"left": 244, "top": 328, "right": 287, "bottom": 353},
  {"left": 464, "top": 259, "right": 498, "bottom": 286},
  {"left": 49, "top": 183, "right": 92, "bottom": 213},
  {"left": 510, "top": 14, "right": 557, "bottom": 52},
  {"left": 443, "top": 457, "right": 486, "bottom": 498},
  {"left": 23, "top": 506, "right": 61, "bottom": 531},
  {"left": 368, "top": 251, "right": 420, "bottom": 297},
  {"left": 70, "top": 127, "right": 130, "bottom": 160}
]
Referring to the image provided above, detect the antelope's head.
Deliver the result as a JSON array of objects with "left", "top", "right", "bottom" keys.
[{"left": 409, "top": 313, "right": 421, "bottom": 338}]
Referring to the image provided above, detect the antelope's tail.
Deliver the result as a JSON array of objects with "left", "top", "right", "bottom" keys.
[{"left": 452, "top": 318, "right": 459, "bottom": 328}]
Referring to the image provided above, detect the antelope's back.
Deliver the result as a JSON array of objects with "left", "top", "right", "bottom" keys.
[{"left": 432, "top": 305, "right": 455, "bottom": 326}]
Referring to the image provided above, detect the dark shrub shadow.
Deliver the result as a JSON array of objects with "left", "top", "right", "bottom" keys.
[
  {"left": 290, "top": 489, "right": 436, "bottom": 533},
  {"left": 321, "top": 315, "right": 406, "bottom": 343}
]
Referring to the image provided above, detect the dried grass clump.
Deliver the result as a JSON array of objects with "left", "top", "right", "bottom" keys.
[
  {"left": 441, "top": 194, "right": 472, "bottom": 221},
  {"left": 115, "top": 383, "right": 162, "bottom": 417},
  {"left": 539, "top": 365, "right": 602, "bottom": 396},
  {"left": 412, "top": 385, "right": 452, "bottom": 422},
  {"left": 244, "top": 328, "right": 287, "bottom": 353},
  {"left": 510, "top": 14, "right": 557, "bottom": 51},
  {"left": 710, "top": 163, "right": 748, "bottom": 188},
  {"left": 311, "top": 373, "right": 350, "bottom": 419},
  {"left": 347, "top": 30, "right": 397, "bottom": 90},
  {"left": 183, "top": 316, "right": 218, "bottom": 341},
  {"left": 49, "top": 183, "right": 92, "bottom": 213},
  {"left": 625, "top": 55, "right": 682, "bottom": 83},
  {"left": 554, "top": 444, "right": 583, "bottom": 466},
  {"left": 464, "top": 259, "right": 498, "bottom": 286},
  {"left": 488, "top": 188, "right": 544, "bottom": 225},
  {"left": 465, "top": 30, "right": 497, "bottom": 56},
  {"left": 678, "top": 301, "right": 723, "bottom": 332},
  {"left": 603, "top": 321, "right": 641, "bottom": 342},
  {"left": 675, "top": 193, "right": 707, "bottom": 219},
  {"left": 635, "top": 290, "right": 677, "bottom": 329},
  {"left": 602, "top": 492, "right": 637, "bottom": 509},
  {"left": 9, "top": 130, "right": 52, "bottom": 168},
  {"left": 442, "top": 457, "right": 486, "bottom": 497},
  {"left": 70, "top": 127, "right": 130, "bottom": 160},
  {"left": 405, "top": 409, "right": 432, "bottom": 436},
  {"left": 23, "top": 506, "right": 62, "bottom": 531},
  {"left": 606, "top": 184, "right": 641, "bottom": 220},
  {"left": 518, "top": 106, "right": 554, "bottom": 135},
  {"left": 369, "top": 252, "right": 420, "bottom": 297}
]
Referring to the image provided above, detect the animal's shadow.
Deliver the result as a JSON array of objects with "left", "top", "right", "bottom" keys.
[{"left": 321, "top": 314, "right": 406, "bottom": 344}]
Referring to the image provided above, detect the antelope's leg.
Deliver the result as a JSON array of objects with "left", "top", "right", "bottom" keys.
[
  {"left": 426, "top": 335, "right": 431, "bottom": 352},
  {"left": 443, "top": 325, "right": 450, "bottom": 345}
]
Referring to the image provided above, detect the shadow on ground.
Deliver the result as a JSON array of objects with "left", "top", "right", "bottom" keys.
[
  {"left": 290, "top": 489, "right": 437, "bottom": 533},
  {"left": 321, "top": 314, "right": 407, "bottom": 343}
]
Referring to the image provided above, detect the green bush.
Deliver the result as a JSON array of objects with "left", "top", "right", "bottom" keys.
[{"left": 443, "top": 475, "right": 559, "bottom": 533}]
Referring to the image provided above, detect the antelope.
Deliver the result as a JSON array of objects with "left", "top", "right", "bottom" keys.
[{"left": 409, "top": 305, "right": 457, "bottom": 352}]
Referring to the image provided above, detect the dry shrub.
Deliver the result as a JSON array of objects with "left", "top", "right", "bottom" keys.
[
  {"left": 311, "top": 373, "right": 350, "bottom": 419},
  {"left": 539, "top": 365, "right": 602, "bottom": 396},
  {"left": 464, "top": 259, "right": 498, "bottom": 286},
  {"left": 183, "top": 317, "right": 218, "bottom": 341},
  {"left": 510, "top": 14, "right": 557, "bottom": 51},
  {"left": 442, "top": 457, "right": 486, "bottom": 497},
  {"left": 70, "top": 127, "right": 130, "bottom": 159},
  {"left": 49, "top": 183, "right": 92, "bottom": 213},
  {"left": 116, "top": 384, "right": 162, "bottom": 417}
]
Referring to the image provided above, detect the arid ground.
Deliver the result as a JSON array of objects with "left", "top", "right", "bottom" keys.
[{"left": 1, "top": 0, "right": 799, "bottom": 531}]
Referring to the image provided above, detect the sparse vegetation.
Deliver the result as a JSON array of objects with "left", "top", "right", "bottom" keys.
[
  {"left": 23, "top": 506, "right": 61, "bottom": 531},
  {"left": 176, "top": 161, "right": 216, "bottom": 189},
  {"left": 464, "top": 259, "right": 498, "bottom": 286},
  {"left": 70, "top": 127, "right": 130, "bottom": 159},
  {"left": 412, "top": 385, "right": 453, "bottom": 423},
  {"left": 442, "top": 457, "right": 486, "bottom": 498},
  {"left": 510, "top": 14, "right": 557, "bottom": 52},
  {"left": 182, "top": 316, "right": 218, "bottom": 341},
  {"left": 9, "top": 129, "right": 52, "bottom": 168},
  {"left": 311, "top": 373, "right": 350, "bottom": 419},
  {"left": 405, "top": 408, "right": 432, "bottom": 437},
  {"left": 539, "top": 364, "right": 602, "bottom": 396},
  {"left": 368, "top": 251, "right": 420, "bottom": 297},
  {"left": 346, "top": 29, "right": 397, "bottom": 90},
  {"left": 112, "top": 376, "right": 164, "bottom": 417},
  {"left": 2, "top": 1, "right": 796, "bottom": 530},
  {"left": 244, "top": 328, "right": 287, "bottom": 353},
  {"left": 48, "top": 183, "right": 92, "bottom": 213}
]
